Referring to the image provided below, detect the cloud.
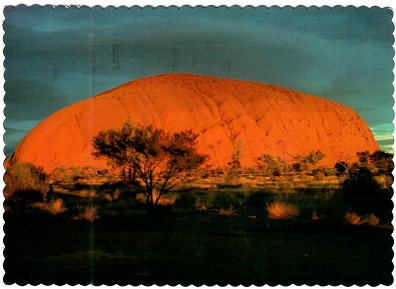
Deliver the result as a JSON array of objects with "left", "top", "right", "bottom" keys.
[
  {"left": 370, "top": 123, "right": 394, "bottom": 152},
  {"left": 371, "top": 123, "right": 394, "bottom": 135},
  {"left": 376, "top": 139, "right": 394, "bottom": 153}
]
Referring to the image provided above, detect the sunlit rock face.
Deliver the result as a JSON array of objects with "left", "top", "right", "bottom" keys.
[{"left": 11, "top": 73, "right": 379, "bottom": 173}]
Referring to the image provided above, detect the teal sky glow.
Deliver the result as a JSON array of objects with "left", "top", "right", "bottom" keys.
[{"left": 3, "top": 6, "right": 394, "bottom": 157}]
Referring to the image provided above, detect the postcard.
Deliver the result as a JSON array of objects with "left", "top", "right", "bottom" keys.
[{"left": 2, "top": 1, "right": 394, "bottom": 286}]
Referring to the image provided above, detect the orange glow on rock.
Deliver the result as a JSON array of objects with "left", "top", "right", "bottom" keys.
[{"left": 10, "top": 73, "right": 380, "bottom": 173}]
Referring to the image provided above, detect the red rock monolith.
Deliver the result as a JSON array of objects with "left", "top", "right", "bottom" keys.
[{"left": 10, "top": 73, "right": 380, "bottom": 173}]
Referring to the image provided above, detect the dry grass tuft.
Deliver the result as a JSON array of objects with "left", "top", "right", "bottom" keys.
[
  {"left": 344, "top": 212, "right": 380, "bottom": 226},
  {"left": 135, "top": 190, "right": 176, "bottom": 206},
  {"left": 266, "top": 201, "right": 299, "bottom": 220},
  {"left": 218, "top": 204, "right": 237, "bottom": 216},
  {"left": 76, "top": 205, "right": 99, "bottom": 223},
  {"left": 344, "top": 212, "right": 364, "bottom": 225},
  {"left": 365, "top": 213, "right": 380, "bottom": 226},
  {"left": 33, "top": 198, "right": 66, "bottom": 215},
  {"left": 153, "top": 189, "right": 176, "bottom": 206},
  {"left": 311, "top": 211, "right": 325, "bottom": 221},
  {"left": 48, "top": 198, "right": 66, "bottom": 215},
  {"left": 103, "top": 193, "right": 113, "bottom": 202},
  {"left": 104, "top": 189, "right": 122, "bottom": 202},
  {"left": 112, "top": 189, "right": 121, "bottom": 200},
  {"left": 135, "top": 193, "right": 146, "bottom": 203},
  {"left": 194, "top": 200, "right": 207, "bottom": 211},
  {"left": 157, "top": 196, "right": 177, "bottom": 206},
  {"left": 78, "top": 189, "right": 97, "bottom": 198}
]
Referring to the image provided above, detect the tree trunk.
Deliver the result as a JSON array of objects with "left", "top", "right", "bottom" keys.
[
  {"left": 122, "top": 168, "right": 126, "bottom": 182},
  {"left": 154, "top": 195, "right": 160, "bottom": 206},
  {"left": 146, "top": 189, "right": 154, "bottom": 207}
]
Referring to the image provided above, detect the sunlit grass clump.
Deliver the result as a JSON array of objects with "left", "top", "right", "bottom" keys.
[
  {"left": 75, "top": 205, "right": 99, "bottom": 223},
  {"left": 134, "top": 189, "right": 177, "bottom": 206},
  {"left": 218, "top": 204, "right": 237, "bottom": 216},
  {"left": 33, "top": 198, "right": 66, "bottom": 215},
  {"left": 78, "top": 189, "right": 97, "bottom": 198},
  {"left": 156, "top": 195, "right": 177, "bottom": 206},
  {"left": 266, "top": 201, "right": 299, "bottom": 220},
  {"left": 103, "top": 189, "right": 121, "bottom": 203},
  {"left": 194, "top": 199, "right": 207, "bottom": 211},
  {"left": 344, "top": 212, "right": 363, "bottom": 225},
  {"left": 344, "top": 212, "right": 380, "bottom": 226}
]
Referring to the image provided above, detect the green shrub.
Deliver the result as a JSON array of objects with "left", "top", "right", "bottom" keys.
[
  {"left": 313, "top": 170, "right": 325, "bottom": 181},
  {"left": 256, "top": 154, "right": 288, "bottom": 176},
  {"left": 4, "top": 161, "right": 49, "bottom": 203},
  {"left": 200, "top": 171, "right": 210, "bottom": 179},
  {"left": 341, "top": 165, "right": 392, "bottom": 223},
  {"left": 335, "top": 162, "right": 348, "bottom": 176}
]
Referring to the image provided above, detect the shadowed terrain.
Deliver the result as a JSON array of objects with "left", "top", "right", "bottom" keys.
[{"left": 4, "top": 211, "right": 393, "bottom": 286}]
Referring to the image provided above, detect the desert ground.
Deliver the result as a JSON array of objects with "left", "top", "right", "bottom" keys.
[{"left": 4, "top": 164, "right": 393, "bottom": 285}]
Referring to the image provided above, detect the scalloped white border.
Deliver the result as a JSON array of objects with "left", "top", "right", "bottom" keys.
[
  {"left": 1, "top": 1, "right": 394, "bottom": 289},
  {"left": 0, "top": 0, "right": 395, "bottom": 7}
]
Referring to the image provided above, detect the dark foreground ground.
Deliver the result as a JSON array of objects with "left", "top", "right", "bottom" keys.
[{"left": 4, "top": 211, "right": 393, "bottom": 286}]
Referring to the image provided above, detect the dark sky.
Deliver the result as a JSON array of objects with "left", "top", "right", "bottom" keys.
[{"left": 3, "top": 6, "right": 394, "bottom": 157}]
